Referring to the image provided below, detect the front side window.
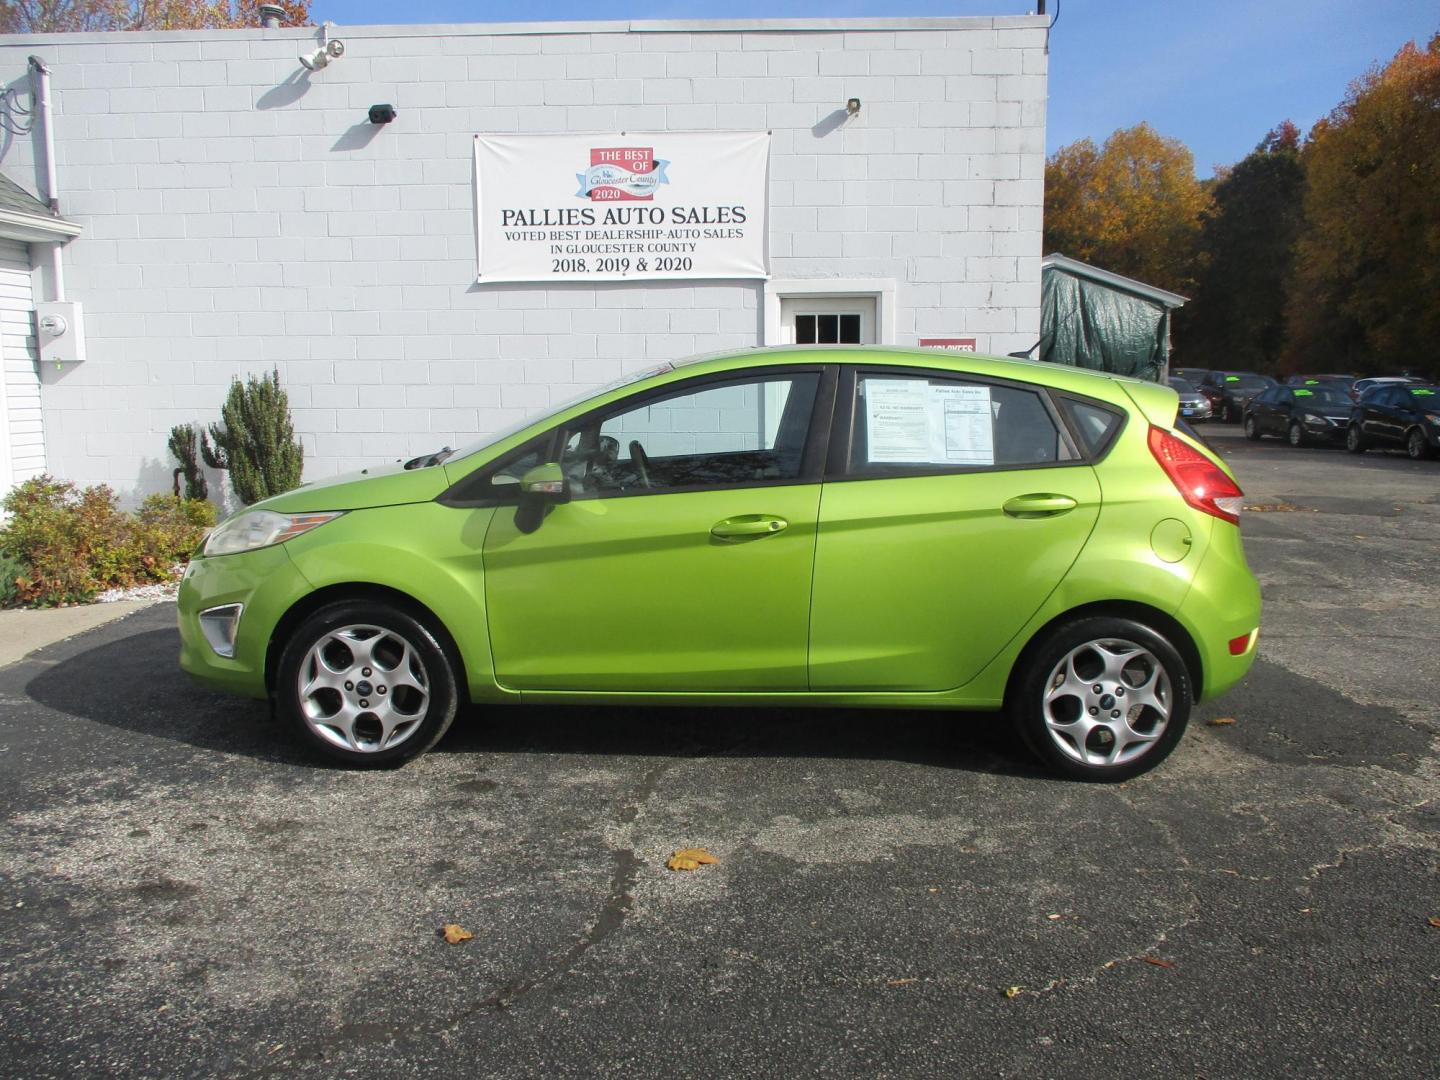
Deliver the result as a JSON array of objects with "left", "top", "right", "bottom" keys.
[
  {"left": 560, "top": 372, "right": 821, "bottom": 497},
  {"left": 847, "top": 372, "right": 1075, "bottom": 475}
]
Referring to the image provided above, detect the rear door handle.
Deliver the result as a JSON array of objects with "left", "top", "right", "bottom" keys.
[
  {"left": 1002, "top": 493, "right": 1078, "bottom": 518},
  {"left": 711, "top": 515, "right": 789, "bottom": 541}
]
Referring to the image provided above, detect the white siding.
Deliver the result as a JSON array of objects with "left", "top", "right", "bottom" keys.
[{"left": 0, "top": 239, "right": 45, "bottom": 488}]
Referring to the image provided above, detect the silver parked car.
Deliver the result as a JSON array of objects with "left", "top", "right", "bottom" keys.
[{"left": 1168, "top": 377, "right": 1212, "bottom": 422}]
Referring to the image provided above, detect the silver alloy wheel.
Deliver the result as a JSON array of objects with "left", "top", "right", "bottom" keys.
[
  {"left": 1407, "top": 429, "right": 1427, "bottom": 460},
  {"left": 1041, "top": 637, "right": 1173, "bottom": 767},
  {"left": 1288, "top": 421, "right": 1304, "bottom": 446},
  {"left": 296, "top": 624, "right": 431, "bottom": 753}
]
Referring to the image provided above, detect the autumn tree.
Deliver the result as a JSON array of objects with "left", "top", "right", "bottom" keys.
[
  {"left": 1175, "top": 122, "right": 1305, "bottom": 373},
  {"left": 1283, "top": 35, "right": 1440, "bottom": 373},
  {"left": 1043, "top": 123, "right": 1210, "bottom": 294},
  {"left": 0, "top": 0, "right": 308, "bottom": 33}
]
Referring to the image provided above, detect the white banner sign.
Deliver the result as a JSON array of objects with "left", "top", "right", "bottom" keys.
[{"left": 474, "top": 132, "right": 770, "bottom": 284}]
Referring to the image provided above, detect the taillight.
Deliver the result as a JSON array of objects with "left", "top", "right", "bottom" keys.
[{"left": 1147, "top": 425, "right": 1244, "bottom": 525}]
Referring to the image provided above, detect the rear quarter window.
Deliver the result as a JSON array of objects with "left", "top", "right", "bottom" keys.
[{"left": 1057, "top": 397, "right": 1125, "bottom": 459}]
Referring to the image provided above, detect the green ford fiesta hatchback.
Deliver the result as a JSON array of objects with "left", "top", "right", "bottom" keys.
[{"left": 179, "top": 347, "right": 1260, "bottom": 781}]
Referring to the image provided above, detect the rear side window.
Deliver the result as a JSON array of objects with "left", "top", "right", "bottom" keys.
[
  {"left": 1058, "top": 398, "right": 1125, "bottom": 458},
  {"left": 847, "top": 372, "right": 1076, "bottom": 475}
]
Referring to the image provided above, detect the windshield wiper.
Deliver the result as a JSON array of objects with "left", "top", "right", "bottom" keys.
[{"left": 403, "top": 446, "right": 452, "bottom": 470}]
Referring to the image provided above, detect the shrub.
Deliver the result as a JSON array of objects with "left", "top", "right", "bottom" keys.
[
  {"left": 0, "top": 551, "right": 27, "bottom": 607},
  {"left": 200, "top": 368, "right": 304, "bottom": 505},
  {"left": 0, "top": 477, "right": 213, "bottom": 607},
  {"left": 168, "top": 423, "right": 209, "bottom": 501}
]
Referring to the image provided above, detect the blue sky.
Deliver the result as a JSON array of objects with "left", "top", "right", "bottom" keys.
[{"left": 313, "top": 0, "right": 1438, "bottom": 175}]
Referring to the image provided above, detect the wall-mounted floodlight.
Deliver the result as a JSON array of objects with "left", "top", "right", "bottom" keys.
[
  {"left": 368, "top": 104, "right": 397, "bottom": 124},
  {"left": 846, "top": 97, "right": 862, "bottom": 115},
  {"left": 300, "top": 38, "right": 345, "bottom": 71}
]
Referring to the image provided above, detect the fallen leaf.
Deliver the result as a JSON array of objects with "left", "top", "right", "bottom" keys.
[
  {"left": 1428, "top": 916, "right": 1440, "bottom": 929},
  {"left": 1219, "top": 868, "right": 1240, "bottom": 875},
  {"left": 887, "top": 978, "right": 916, "bottom": 987},
  {"left": 1046, "top": 913, "right": 1062, "bottom": 921},
  {"left": 441, "top": 923, "right": 474, "bottom": 944},
  {"left": 666, "top": 847, "right": 719, "bottom": 872},
  {"left": 1005, "top": 985, "right": 1023, "bottom": 999},
  {"left": 1207, "top": 717, "right": 1237, "bottom": 727},
  {"left": 1142, "top": 956, "right": 1176, "bottom": 969},
  {"left": 927, "top": 887, "right": 940, "bottom": 893}
]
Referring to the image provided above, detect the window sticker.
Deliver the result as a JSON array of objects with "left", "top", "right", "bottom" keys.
[
  {"left": 865, "top": 380, "right": 931, "bottom": 462},
  {"left": 1304, "top": 379, "right": 1320, "bottom": 385},
  {"left": 1410, "top": 388, "right": 1435, "bottom": 396},
  {"left": 1225, "top": 376, "right": 1240, "bottom": 382},
  {"left": 1293, "top": 389, "right": 1313, "bottom": 397},
  {"left": 864, "top": 380, "right": 994, "bottom": 466}
]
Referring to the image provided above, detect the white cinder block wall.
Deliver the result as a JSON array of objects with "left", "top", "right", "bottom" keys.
[{"left": 0, "top": 17, "right": 1048, "bottom": 497}]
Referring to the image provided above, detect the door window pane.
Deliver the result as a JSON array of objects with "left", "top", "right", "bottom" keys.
[
  {"left": 564, "top": 373, "right": 821, "bottom": 496},
  {"left": 849, "top": 373, "right": 1072, "bottom": 473}
]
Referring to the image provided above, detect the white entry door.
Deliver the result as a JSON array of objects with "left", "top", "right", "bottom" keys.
[{"left": 779, "top": 295, "right": 877, "bottom": 346}]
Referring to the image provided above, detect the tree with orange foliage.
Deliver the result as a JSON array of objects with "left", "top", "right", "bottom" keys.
[
  {"left": 0, "top": 1, "right": 309, "bottom": 32},
  {"left": 1043, "top": 123, "right": 1210, "bottom": 295},
  {"left": 1283, "top": 35, "right": 1440, "bottom": 374}
]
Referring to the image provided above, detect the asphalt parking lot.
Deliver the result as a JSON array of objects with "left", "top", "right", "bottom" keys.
[{"left": 2, "top": 426, "right": 1437, "bottom": 1079}]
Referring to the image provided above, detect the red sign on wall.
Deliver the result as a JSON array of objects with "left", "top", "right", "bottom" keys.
[{"left": 918, "top": 338, "right": 978, "bottom": 351}]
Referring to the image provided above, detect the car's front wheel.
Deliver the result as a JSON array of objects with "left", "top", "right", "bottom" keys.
[
  {"left": 1008, "top": 617, "right": 1192, "bottom": 782},
  {"left": 276, "top": 600, "right": 459, "bottom": 767},
  {"left": 1346, "top": 425, "right": 1367, "bottom": 454},
  {"left": 1287, "top": 420, "right": 1307, "bottom": 447},
  {"left": 1243, "top": 415, "right": 1261, "bottom": 441},
  {"left": 1406, "top": 428, "right": 1432, "bottom": 461}
]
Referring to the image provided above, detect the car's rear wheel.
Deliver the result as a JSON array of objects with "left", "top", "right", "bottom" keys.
[
  {"left": 1405, "top": 428, "right": 1431, "bottom": 461},
  {"left": 276, "top": 600, "right": 458, "bottom": 767},
  {"left": 1287, "top": 420, "right": 1306, "bottom": 447},
  {"left": 1008, "top": 617, "right": 1192, "bottom": 782},
  {"left": 1243, "top": 415, "right": 1261, "bottom": 441},
  {"left": 1345, "top": 425, "right": 1366, "bottom": 454}
]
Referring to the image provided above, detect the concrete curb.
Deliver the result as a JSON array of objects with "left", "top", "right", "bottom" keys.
[{"left": 0, "top": 599, "right": 166, "bottom": 668}]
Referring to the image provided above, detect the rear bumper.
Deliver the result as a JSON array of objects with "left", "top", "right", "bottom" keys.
[{"left": 1174, "top": 524, "right": 1262, "bottom": 701}]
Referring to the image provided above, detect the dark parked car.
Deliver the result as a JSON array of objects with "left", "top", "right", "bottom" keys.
[
  {"left": 1167, "top": 377, "right": 1212, "bottom": 422},
  {"left": 1244, "top": 383, "right": 1353, "bottom": 446},
  {"left": 1200, "top": 371, "right": 1277, "bottom": 422},
  {"left": 1346, "top": 384, "right": 1440, "bottom": 459}
]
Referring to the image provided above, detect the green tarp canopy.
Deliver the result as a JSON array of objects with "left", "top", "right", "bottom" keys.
[{"left": 1039, "top": 254, "right": 1187, "bottom": 384}]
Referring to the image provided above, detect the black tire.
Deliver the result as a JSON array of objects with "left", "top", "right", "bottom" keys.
[
  {"left": 1243, "top": 415, "right": 1262, "bottom": 441},
  {"left": 1287, "top": 421, "right": 1306, "bottom": 448},
  {"left": 1007, "top": 616, "right": 1193, "bottom": 782},
  {"left": 1405, "top": 428, "right": 1431, "bottom": 461},
  {"left": 1345, "top": 424, "right": 1366, "bottom": 454},
  {"left": 275, "top": 600, "right": 459, "bottom": 767}
]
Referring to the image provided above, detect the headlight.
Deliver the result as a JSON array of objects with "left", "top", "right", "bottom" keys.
[
  {"left": 1427, "top": 414, "right": 1440, "bottom": 427},
  {"left": 203, "top": 510, "right": 343, "bottom": 557},
  {"left": 1303, "top": 414, "right": 1332, "bottom": 426}
]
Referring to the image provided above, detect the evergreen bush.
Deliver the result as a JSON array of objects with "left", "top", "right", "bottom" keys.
[
  {"left": 167, "top": 423, "right": 209, "bottom": 501},
  {"left": 200, "top": 368, "right": 304, "bottom": 505}
]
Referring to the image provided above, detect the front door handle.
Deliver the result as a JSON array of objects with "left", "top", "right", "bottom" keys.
[
  {"left": 711, "top": 515, "right": 789, "bottom": 541},
  {"left": 1002, "top": 493, "right": 1078, "bottom": 518}
]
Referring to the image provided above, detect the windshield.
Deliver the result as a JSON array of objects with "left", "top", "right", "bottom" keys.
[
  {"left": 444, "top": 363, "right": 673, "bottom": 464},
  {"left": 1292, "top": 386, "right": 1351, "bottom": 406},
  {"left": 1167, "top": 378, "right": 1197, "bottom": 393},
  {"left": 1223, "top": 374, "right": 1272, "bottom": 390}
]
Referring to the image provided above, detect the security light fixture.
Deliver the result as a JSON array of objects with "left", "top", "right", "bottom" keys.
[
  {"left": 300, "top": 38, "right": 345, "bottom": 71},
  {"left": 846, "top": 97, "right": 862, "bottom": 115},
  {"left": 368, "top": 104, "right": 397, "bottom": 125}
]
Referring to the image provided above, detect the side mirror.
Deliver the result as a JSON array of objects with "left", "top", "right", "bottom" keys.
[
  {"left": 520, "top": 462, "right": 568, "bottom": 500},
  {"left": 515, "top": 462, "right": 568, "bottom": 534}
]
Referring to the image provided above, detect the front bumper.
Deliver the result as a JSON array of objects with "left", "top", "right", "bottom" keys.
[{"left": 177, "top": 544, "right": 314, "bottom": 699}]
